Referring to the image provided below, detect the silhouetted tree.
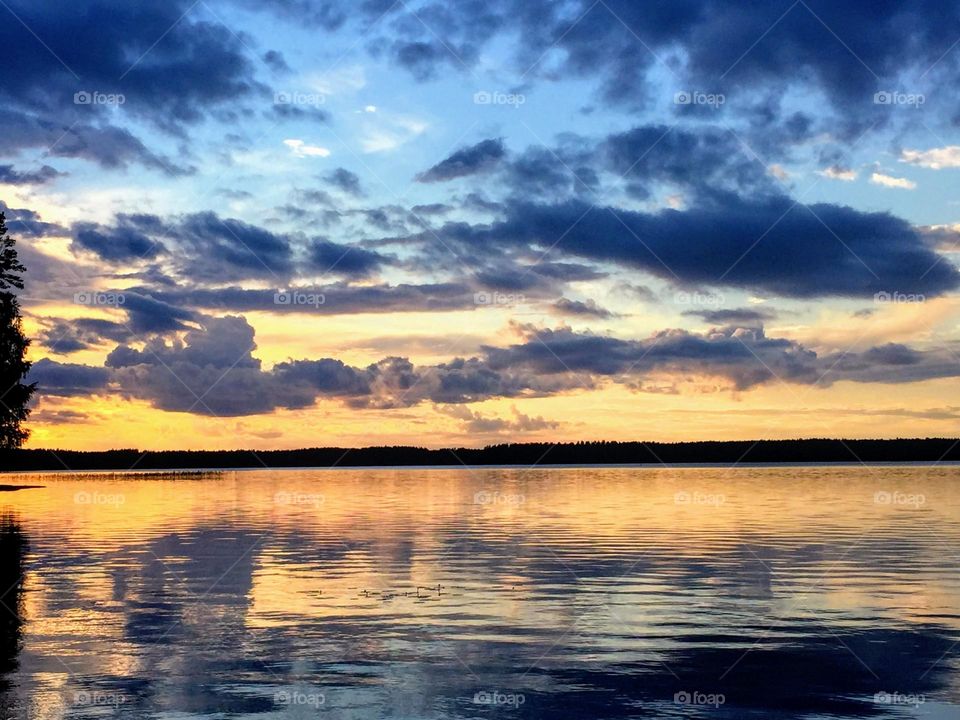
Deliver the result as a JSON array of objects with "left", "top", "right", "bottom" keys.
[{"left": 0, "top": 214, "right": 34, "bottom": 448}]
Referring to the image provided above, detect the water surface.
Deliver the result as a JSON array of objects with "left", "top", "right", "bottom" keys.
[{"left": 0, "top": 465, "right": 957, "bottom": 718}]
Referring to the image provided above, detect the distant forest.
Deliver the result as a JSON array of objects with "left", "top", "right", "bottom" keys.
[{"left": 1, "top": 439, "right": 959, "bottom": 472}]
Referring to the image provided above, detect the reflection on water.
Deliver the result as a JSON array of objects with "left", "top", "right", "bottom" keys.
[
  {"left": 0, "top": 515, "right": 27, "bottom": 719},
  {"left": 0, "top": 465, "right": 957, "bottom": 718}
]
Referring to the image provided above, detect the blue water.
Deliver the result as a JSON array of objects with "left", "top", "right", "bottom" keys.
[{"left": 0, "top": 464, "right": 957, "bottom": 718}]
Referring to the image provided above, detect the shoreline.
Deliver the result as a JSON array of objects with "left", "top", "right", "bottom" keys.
[
  {"left": 3, "top": 439, "right": 959, "bottom": 472},
  {"left": 1, "top": 461, "right": 959, "bottom": 476}
]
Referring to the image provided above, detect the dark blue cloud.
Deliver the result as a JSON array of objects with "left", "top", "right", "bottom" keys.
[
  {"left": 0, "top": 201, "right": 66, "bottom": 238},
  {"left": 268, "top": 102, "right": 330, "bottom": 123},
  {"left": 0, "top": 1, "right": 262, "bottom": 126},
  {"left": 135, "top": 282, "right": 477, "bottom": 315},
  {"left": 1, "top": 114, "right": 195, "bottom": 175},
  {"left": 71, "top": 222, "right": 162, "bottom": 263},
  {"left": 603, "top": 125, "right": 774, "bottom": 201},
  {"left": 0, "top": 0, "right": 326, "bottom": 173},
  {"left": 28, "top": 358, "right": 110, "bottom": 396},
  {"left": 122, "top": 293, "right": 197, "bottom": 334},
  {"left": 262, "top": 49, "right": 290, "bottom": 72},
  {"left": 428, "top": 195, "right": 959, "bottom": 298},
  {"left": 0, "top": 164, "right": 63, "bottom": 185},
  {"left": 177, "top": 212, "right": 296, "bottom": 280},
  {"left": 38, "top": 318, "right": 132, "bottom": 354},
  {"left": 416, "top": 138, "right": 506, "bottom": 183},
  {"left": 552, "top": 298, "right": 618, "bottom": 319},
  {"left": 684, "top": 308, "right": 777, "bottom": 325},
  {"left": 323, "top": 167, "right": 364, "bottom": 196},
  {"left": 349, "top": 0, "right": 960, "bottom": 130},
  {"left": 307, "top": 239, "right": 387, "bottom": 277}
]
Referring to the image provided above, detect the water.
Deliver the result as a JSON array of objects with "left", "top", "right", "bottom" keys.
[{"left": 0, "top": 464, "right": 957, "bottom": 719}]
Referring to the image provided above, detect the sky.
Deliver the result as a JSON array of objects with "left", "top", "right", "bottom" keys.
[{"left": 3, "top": 0, "right": 960, "bottom": 450}]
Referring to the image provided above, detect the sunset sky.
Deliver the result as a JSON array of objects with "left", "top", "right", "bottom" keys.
[{"left": 4, "top": 0, "right": 960, "bottom": 450}]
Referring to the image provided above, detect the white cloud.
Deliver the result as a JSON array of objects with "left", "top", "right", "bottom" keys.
[
  {"left": 360, "top": 115, "right": 428, "bottom": 153},
  {"left": 307, "top": 65, "right": 366, "bottom": 96},
  {"left": 768, "top": 164, "right": 790, "bottom": 181},
  {"left": 364, "top": 105, "right": 377, "bottom": 113},
  {"left": 665, "top": 193, "right": 685, "bottom": 210},
  {"left": 870, "top": 172, "right": 916, "bottom": 190},
  {"left": 900, "top": 146, "right": 960, "bottom": 169},
  {"left": 283, "top": 139, "right": 331, "bottom": 158},
  {"left": 819, "top": 166, "right": 858, "bottom": 181}
]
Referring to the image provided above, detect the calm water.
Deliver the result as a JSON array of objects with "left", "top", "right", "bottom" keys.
[{"left": 0, "top": 465, "right": 957, "bottom": 719}]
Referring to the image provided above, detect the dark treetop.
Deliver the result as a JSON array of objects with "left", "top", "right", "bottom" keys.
[{"left": 1, "top": 438, "right": 959, "bottom": 471}]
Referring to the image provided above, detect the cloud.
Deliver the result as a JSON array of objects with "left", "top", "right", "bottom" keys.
[
  {"left": 121, "top": 292, "right": 197, "bottom": 333},
  {"left": 307, "top": 238, "right": 387, "bottom": 277},
  {"left": 284, "top": 139, "right": 331, "bottom": 157},
  {"left": 423, "top": 195, "right": 958, "bottom": 298},
  {"left": 354, "top": 0, "right": 960, "bottom": 133},
  {"left": 416, "top": 138, "right": 506, "bottom": 182},
  {"left": 0, "top": 0, "right": 271, "bottom": 173},
  {"left": 870, "top": 172, "right": 916, "bottom": 190},
  {"left": 71, "top": 219, "right": 163, "bottom": 262},
  {"left": 2, "top": 114, "right": 195, "bottom": 175},
  {"left": 29, "top": 358, "right": 111, "bottom": 397},
  {"left": 269, "top": 103, "right": 331, "bottom": 124},
  {"left": 307, "top": 64, "right": 366, "bottom": 95},
  {"left": 684, "top": 308, "right": 777, "bottom": 325},
  {"left": 360, "top": 115, "right": 428, "bottom": 153},
  {"left": 138, "top": 282, "right": 479, "bottom": 315},
  {"left": 176, "top": 212, "right": 297, "bottom": 281},
  {"left": 900, "top": 146, "right": 960, "bottom": 170},
  {"left": 61, "top": 210, "right": 303, "bottom": 283},
  {"left": 37, "top": 318, "right": 132, "bottom": 354},
  {"left": 552, "top": 298, "right": 619, "bottom": 319},
  {"left": 819, "top": 166, "right": 858, "bottom": 181},
  {"left": 31, "top": 313, "right": 960, "bottom": 416},
  {"left": 0, "top": 201, "right": 67, "bottom": 238},
  {"left": 323, "top": 167, "right": 364, "bottom": 196},
  {"left": 436, "top": 404, "right": 560, "bottom": 434},
  {"left": 262, "top": 49, "right": 291, "bottom": 72},
  {"left": 602, "top": 125, "right": 773, "bottom": 200},
  {"left": 36, "top": 319, "right": 960, "bottom": 417},
  {"left": 0, "top": 164, "right": 63, "bottom": 185}
]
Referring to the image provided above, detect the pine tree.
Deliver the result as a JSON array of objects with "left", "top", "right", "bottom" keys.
[{"left": 0, "top": 213, "right": 34, "bottom": 448}]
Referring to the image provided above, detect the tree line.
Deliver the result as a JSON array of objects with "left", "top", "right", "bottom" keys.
[{"left": 2, "top": 438, "right": 959, "bottom": 471}]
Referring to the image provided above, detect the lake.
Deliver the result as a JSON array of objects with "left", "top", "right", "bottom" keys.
[{"left": 0, "top": 465, "right": 957, "bottom": 718}]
